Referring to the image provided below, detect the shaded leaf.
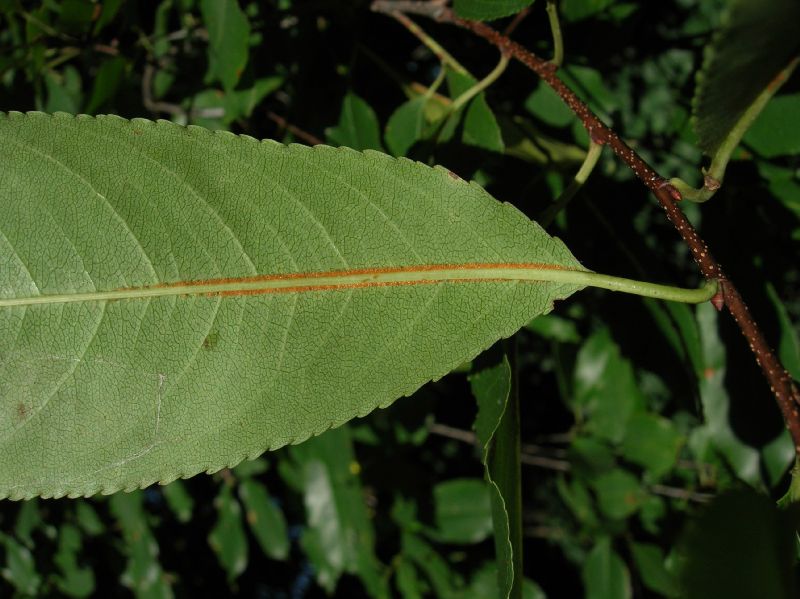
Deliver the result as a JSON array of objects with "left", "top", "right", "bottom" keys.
[
  {"left": 743, "top": 93, "right": 800, "bottom": 158},
  {"left": 591, "top": 469, "right": 644, "bottom": 520},
  {"left": 53, "top": 523, "right": 95, "bottom": 598},
  {"left": 200, "top": 0, "right": 250, "bottom": 91},
  {"left": 327, "top": 92, "right": 384, "bottom": 151},
  {"left": 445, "top": 70, "right": 504, "bottom": 153},
  {"left": 208, "top": 484, "right": 248, "bottom": 582},
  {"left": 679, "top": 489, "right": 798, "bottom": 599},
  {"left": 620, "top": 414, "right": 683, "bottom": 479},
  {"left": 109, "top": 491, "right": 173, "bottom": 598},
  {"left": 428, "top": 478, "right": 493, "bottom": 544},
  {"left": 238, "top": 479, "right": 289, "bottom": 560},
  {"left": 0, "top": 112, "right": 583, "bottom": 499},
  {"left": 582, "top": 537, "right": 631, "bottom": 599},
  {"left": 84, "top": 56, "right": 125, "bottom": 114},
  {"left": 692, "top": 0, "right": 800, "bottom": 156},
  {"left": 161, "top": 480, "right": 194, "bottom": 523},
  {"left": 629, "top": 542, "right": 678, "bottom": 597},
  {"left": 293, "top": 426, "right": 388, "bottom": 597},
  {"left": 0, "top": 533, "right": 41, "bottom": 595},
  {"left": 385, "top": 97, "right": 427, "bottom": 157}
]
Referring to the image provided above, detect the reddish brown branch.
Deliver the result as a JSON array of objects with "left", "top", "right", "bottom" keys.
[
  {"left": 371, "top": 1, "right": 800, "bottom": 454},
  {"left": 265, "top": 111, "right": 323, "bottom": 146}
]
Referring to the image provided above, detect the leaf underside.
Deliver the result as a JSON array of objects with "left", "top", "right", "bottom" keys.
[
  {"left": 0, "top": 112, "right": 583, "bottom": 499},
  {"left": 691, "top": 0, "right": 800, "bottom": 156}
]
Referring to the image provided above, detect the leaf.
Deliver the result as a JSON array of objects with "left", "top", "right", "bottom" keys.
[
  {"left": 53, "top": 523, "right": 95, "bottom": 598},
  {"left": 573, "top": 329, "right": 645, "bottom": 444},
  {"left": 620, "top": 414, "right": 683, "bottom": 479},
  {"left": 327, "top": 92, "right": 384, "bottom": 151},
  {"left": 238, "top": 479, "right": 289, "bottom": 560},
  {"left": 582, "top": 537, "right": 632, "bottom": 599},
  {"left": 445, "top": 70, "right": 504, "bottom": 153},
  {"left": 109, "top": 491, "right": 173, "bottom": 598},
  {"left": 427, "top": 478, "right": 493, "bottom": 544},
  {"left": 470, "top": 357, "right": 518, "bottom": 598},
  {"left": 679, "top": 489, "right": 798, "bottom": 599},
  {"left": 692, "top": 0, "right": 800, "bottom": 156},
  {"left": 0, "top": 532, "right": 41, "bottom": 595},
  {"left": 84, "top": 56, "right": 126, "bottom": 114},
  {"left": 561, "top": 0, "right": 617, "bottom": 22},
  {"left": 743, "top": 93, "right": 800, "bottom": 158},
  {"left": 0, "top": 112, "right": 584, "bottom": 499},
  {"left": 453, "top": 0, "right": 535, "bottom": 21},
  {"left": 292, "top": 425, "right": 388, "bottom": 597},
  {"left": 208, "top": 484, "right": 248, "bottom": 582},
  {"left": 591, "top": 469, "right": 644, "bottom": 520},
  {"left": 385, "top": 97, "right": 427, "bottom": 157},
  {"left": 525, "top": 83, "right": 576, "bottom": 128},
  {"left": 629, "top": 542, "right": 678, "bottom": 598},
  {"left": 200, "top": 0, "right": 250, "bottom": 92},
  {"left": 161, "top": 480, "right": 194, "bottom": 523}
]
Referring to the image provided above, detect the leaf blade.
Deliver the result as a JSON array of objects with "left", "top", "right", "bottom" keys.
[{"left": 0, "top": 112, "right": 583, "bottom": 499}]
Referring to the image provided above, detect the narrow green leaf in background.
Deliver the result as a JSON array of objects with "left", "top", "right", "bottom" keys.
[
  {"left": 327, "top": 92, "right": 385, "bottom": 151},
  {"left": 591, "top": 469, "right": 644, "bottom": 521},
  {"left": 238, "top": 479, "right": 289, "bottom": 561},
  {"left": 0, "top": 533, "right": 41, "bottom": 595},
  {"left": 161, "top": 480, "right": 194, "bottom": 524},
  {"left": 453, "top": 0, "right": 535, "bottom": 21},
  {"left": 53, "top": 523, "right": 95, "bottom": 598},
  {"left": 629, "top": 542, "right": 677, "bottom": 598},
  {"left": 208, "top": 484, "right": 248, "bottom": 582},
  {"left": 428, "top": 479, "right": 493, "bottom": 544},
  {"left": 385, "top": 97, "right": 427, "bottom": 157},
  {"left": 582, "top": 537, "right": 631, "bottom": 599},
  {"left": 620, "top": 414, "right": 683, "bottom": 479},
  {"left": 0, "top": 112, "right": 583, "bottom": 499},
  {"left": 200, "top": 0, "right": 250, "bottom": 92},
  {"left": 109, "top": 492, "right": 173, "bottom": 598},
  {"left": 84, "top": 56, "right": 125, "bottom": 114},
  {"left": 445, "top": 70, "right": 505, "bottom": 153},
  {"left": 691, "top": 0, "right": 800, "bottom": 157},
  {"left": 292, "top": 426, "right": 388, "bottom": 597}
]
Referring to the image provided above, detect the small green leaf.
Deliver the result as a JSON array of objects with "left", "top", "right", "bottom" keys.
[
  {"left": 692, "top": 0, "right": 800, "bottom": 156},
  {"left": 402, "top": 533, "right": 461, "bottom": 597},
  {"left": 1, "top": 533, "right": 41, "bottom": 595},
  {"left": 13, "top": 499, "right": 41, "bottom": 548},
  {"left": 109, "top": 491, "right": 172, "bottom": 598},
  {"left": 44, "top": 66, "right": 82, "bottom": 114},
  {"left": 679, "top": 489, "right": 798, "bottom": 599},
  {"left": 200, "top": 0, "right": 250, "bottom": 91},
  {"left": 293, "top": 426, "right": 388, "bottom": 597},
  {"left": 208, "top": 484, "right": 249, "bottom": 582},
  {"left": 161, "top": 480, "right": 194, "bottom": 523},
  {"left": 453, "top": 0, "right": 534, "bottom": 20},
  {"left": 84, "top": 56, "right": 126, "bottom": 114},
  {"left": 525, "top": 84, "right": 575, "bottom": 128},
  {"left": 742, "top": 93, "right": 800, "bottom": 158},
  {"left": 525, "top": 313, "right": 580, "bottom": 343},
  {"left": 327, "top": 92, "right": 384, "bottom": 151},
  {"left": 223, "top": 76, "right": 284, "bottom": 125},
  {"left": 75, "top": 501, "right": 104, "bottom": 537},
  {"left": 445, "top": 70, "right": 504, "bottom": 153},
  {"left": 629, "top": 542, "right": 678, "bottom": 597},
  {"left": 591, "top": 469, "right": 644, "bottom": 520},
  {"left": 385, "top": 97, "right": 427, "bottom": 157},
  {"left": 238, "top": 479, "right": 290, "bottom": 560},
  {"left": 620, "top": 414, "right": 683, "bottom": 479},
  {"left": 396, "top": 559, "right": 425, "bottom": 599},
  {"left": 428, "top": 478, "right": 493, "bottom": 544},
  {"left": 573, "top": 329, "right": 645, "bottom": 443},
  {"left": 582, "top": 537, "right": 632, "bottom": 599},
  {"left": 53, "top": 523, "right": 95, "bottom": 598},
  {"left": 765, "top": 283, "right": 800, "bottom": 380}
]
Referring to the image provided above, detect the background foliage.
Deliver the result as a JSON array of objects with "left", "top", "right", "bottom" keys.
[{"left": 1, "top": 0, "right": 799, "bottom": 596}]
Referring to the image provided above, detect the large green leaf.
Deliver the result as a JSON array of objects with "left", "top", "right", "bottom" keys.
[
  {"left": 692, "top": 0, "right": 800, "bottom": 157},
  {"left": 0, "top": 112, "right": 584, "bottom": 499}
]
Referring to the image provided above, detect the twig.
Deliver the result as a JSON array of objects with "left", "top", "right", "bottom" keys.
[
  {"left": 428, "top": 423, "right": 712, "bottom": 502},
  {"left": 142, "top": 64, "right": 185, "bottom": 117},
  {"left": 266, "top": 111, "right": 324, "bottom": 145},
  {"left": 372, "top": 0, "right": 800, "bottom": 457},
  {"left": 387, "top": 10, "right": 468, "bottom": 75}
]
